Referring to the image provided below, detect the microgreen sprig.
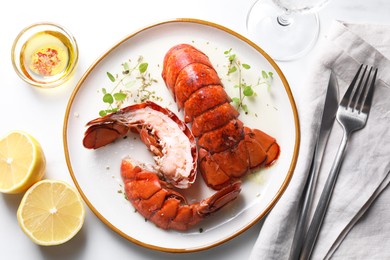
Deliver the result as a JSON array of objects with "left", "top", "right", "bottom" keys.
[
  {"left": 224, "top": 48, "right": 274, "bottom": 114},
  {"left": 99, "top": 56, "right": 158, "bottom": 116}
]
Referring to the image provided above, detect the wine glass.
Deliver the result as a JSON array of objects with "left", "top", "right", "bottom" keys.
[{"left": 246, "top": 0, "right": 329, "bottom": 61}]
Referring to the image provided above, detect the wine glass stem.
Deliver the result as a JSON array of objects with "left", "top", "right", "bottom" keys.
[{"left": 277, "top": 12, "right": 292, "bottom": 26}]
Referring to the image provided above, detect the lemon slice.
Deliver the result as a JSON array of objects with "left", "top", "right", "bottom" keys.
[
  {"left": 17, "top": 180, "right": 85, "bottom": 246},
  {"left": 0, "top": 130, "right": 46, "bottom": 194}
]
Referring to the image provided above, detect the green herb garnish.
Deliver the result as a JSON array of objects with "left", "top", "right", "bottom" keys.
[
  {"left": 99, "top": 56, "right": 159, "bottom": 116},
  {"left": 224, "top": 48, "right": 273, "bottom": 114}
]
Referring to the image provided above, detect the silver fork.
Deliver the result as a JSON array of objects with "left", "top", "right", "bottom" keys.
[{"left": 299, "top": 64, "right": 378, "bottom": 260}]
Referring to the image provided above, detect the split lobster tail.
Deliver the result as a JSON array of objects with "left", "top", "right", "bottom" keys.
[
  {"left": 162, "top": 43, "right": 280, "bottom": 190},
  {"left": 121, "top": 159, "right": 241, "bottom": 231},
  {"left": 82, "top": 101, "right": 198, "bottom": 189}
]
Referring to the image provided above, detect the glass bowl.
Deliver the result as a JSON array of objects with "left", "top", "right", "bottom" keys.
[{"left": 11, "top": 22, "right": 79, "bottom": 88}]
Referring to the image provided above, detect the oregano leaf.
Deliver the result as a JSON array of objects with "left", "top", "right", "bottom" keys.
[
  {"left": 228, "top": 66, "right": 237, "bottom": 74},
  {"left": 107, "top": 72, "right": 115, "bottom": 82},
  {"left": 242, "top": 64, "right": 251, "bottom": 70},
  {"left": 242, "top": 104, "right": 249, "bottom": 113},
  {"left": 139, "top": 63, "right": 148, "bottom": 73},
  {"left": 123, "top": 62, "right": 130, "bottom": 71},
  {"left": 113, "top": 92, "right": 127, "bottom": 101},
  {"left": 232, "top": 97, "right": 240, "bottom": 103},
  {"left": 103, "top": 93, "right": 114, "bottom": 104},
  {"left": 243, "top": 85, "right": 254, "bottom": 96}
]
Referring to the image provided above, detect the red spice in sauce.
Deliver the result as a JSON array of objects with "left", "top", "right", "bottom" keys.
[{"left": 31, "top": 48, "right": 61, "bottom": 76}]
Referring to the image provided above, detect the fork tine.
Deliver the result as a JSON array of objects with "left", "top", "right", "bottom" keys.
[
  {"left": 349, "top": 65, "right": 368, "bottom": 110},
  {"left": 353, "top": 66, "right": 370, "bottom": 111},
  {"left": 340, "top": 64, "right": 363, "bottom": 108},
  {"left": 355, "top": 66, "right": 372, "bottom": 112},
  {"left": 361, "top": 67, "right": 378, "bottom": 114}
]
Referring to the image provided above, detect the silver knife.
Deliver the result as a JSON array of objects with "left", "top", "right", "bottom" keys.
[{"left": 288, "top": 72, "right": 339, "bottom": 260}]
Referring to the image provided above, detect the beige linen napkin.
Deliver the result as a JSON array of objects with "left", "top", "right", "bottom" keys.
[{"left": 249, "top": 21, "right": 390, "bottom": 260}]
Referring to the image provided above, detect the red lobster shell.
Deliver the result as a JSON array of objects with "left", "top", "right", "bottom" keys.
[
  {"left": 162, "top": 44, "right": 280, "bottom": 190},
  {"left": 121, "top": 158, "right": 241, "bottom": 230},
  {"left": 83, "top": 101, "right": 198, "bottom": 189}
]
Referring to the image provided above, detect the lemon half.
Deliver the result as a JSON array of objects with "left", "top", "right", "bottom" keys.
[
  {"left": 17, "top": 180, "right": 86, "bottom": 246},
  {"left": 0, "top": 130, "right": 46, "bottom": 194}
]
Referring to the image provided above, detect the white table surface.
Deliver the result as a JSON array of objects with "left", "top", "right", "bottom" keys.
[{"left": 1, "top": 0, "right": 389, "bottom": 259}]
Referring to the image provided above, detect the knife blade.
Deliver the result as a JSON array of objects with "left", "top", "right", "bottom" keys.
[{"left": 288, "top": 72, "right": 339, "bottom": 260}]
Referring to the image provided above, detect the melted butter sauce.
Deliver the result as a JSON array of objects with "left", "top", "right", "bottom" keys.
[{"left": 19, "top": 30, "right": 75, "bottom": 86}]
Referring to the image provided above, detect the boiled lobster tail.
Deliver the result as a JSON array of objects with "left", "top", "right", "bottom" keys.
[
  {"left": 121, "top": 158, "right": 241, "bottom": 231},
  {"left": 83, "top": 101, "right": 198, "bottom": 189},
  {"left": 162, "top": 44, "right": 280, "bottom": 190}
]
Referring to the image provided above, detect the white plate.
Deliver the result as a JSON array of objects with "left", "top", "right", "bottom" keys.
[{"left": 63, "top": 18, "right": 299, "bottom": 252}]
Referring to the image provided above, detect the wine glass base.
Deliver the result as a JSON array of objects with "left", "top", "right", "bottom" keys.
[{"left": 246, "top": 0, "right": 320, "bottom": 61}]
